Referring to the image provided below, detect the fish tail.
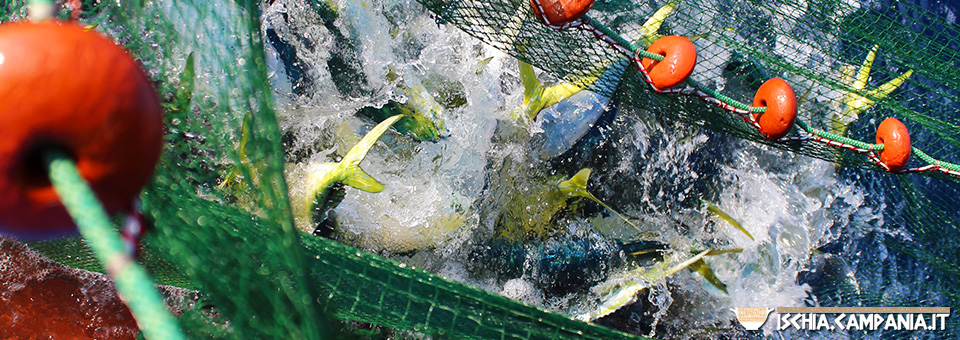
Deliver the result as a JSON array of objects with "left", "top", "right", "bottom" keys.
[{"left": 337, "top": 114, "right": 403, "bottom": 192}]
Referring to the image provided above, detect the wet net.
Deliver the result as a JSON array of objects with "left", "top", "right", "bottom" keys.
[
  {"left": 419, "top": 0, "right": 960, "bottom": 337},
  {"left": 4, "top": 0, "right": 959, "bottom": 338}
]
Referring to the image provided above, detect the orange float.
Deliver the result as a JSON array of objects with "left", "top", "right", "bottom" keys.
[
  {"left": 0, "top": 22, "right": 163, "bottom": 239},
  {"left": 530, "top": 0, "right": 594, "bottom": 26},
  {"left": 876, "top": 117, "right": 911, "bottom": 172},
  {"left": 640, "top": 35, "right": 697, "bottom": 90},
  {"left": 752, "top": 78, "right": 797, "bottom": 140}
]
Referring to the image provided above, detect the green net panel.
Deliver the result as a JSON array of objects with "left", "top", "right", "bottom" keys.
[{"left": 5, "top": 0, "right": 960, "bottom": 338}]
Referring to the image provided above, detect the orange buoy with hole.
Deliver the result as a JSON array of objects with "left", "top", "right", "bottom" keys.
[
  {"left": 752, "top": 78, "right": 797, "bottom": 140},
  {"left": 530, "top": 0, "right": 594, "bottom": 26},
  {"left": 876, "top": 117, "right": 911, "bottom": 172},
  {"left": 0, "top": 22, "right": 163, "bottom": 239},
  {"left": 640, "top": 35, "right": 697, "bottom": 90}
]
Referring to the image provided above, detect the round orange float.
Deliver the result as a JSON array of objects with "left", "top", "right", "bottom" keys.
[
  {"left": 640, "top": 35, "right": 697, "bottom": 90},
  {"left": 752, "top": 78, "right": 797, "bottom": 140},
  {"left": 876, "top": 117, "right": 911, "bottom": 172},
  {"left": 0, "top": 22, "right": 163, "bottom": 239},
  {"left": 530, "top": 0, "right": 594, "bottom": 26}
]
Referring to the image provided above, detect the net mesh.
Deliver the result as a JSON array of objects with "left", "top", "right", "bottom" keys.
[
  {"left": 420, "top": 0, "right": 960, "bottom": 337},
  {"left": 4, "top": 0, "right": 959, "bottom": 338}
]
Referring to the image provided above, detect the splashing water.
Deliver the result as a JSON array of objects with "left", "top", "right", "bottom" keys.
[{"left": 263, "top": 0, "right": 883, "bottom": 338}]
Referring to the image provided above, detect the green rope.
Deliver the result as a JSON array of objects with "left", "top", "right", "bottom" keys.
[
  {"left": 45, "top": 150, "right": 185, "bottom": 340},
  {"left": 795, "top": 120, "right": 885, "bottom": 151},
  {"left": 583, "top": 16, "right": 766, "bottom": 114},
  {"left": 583, "top": 16, "right": 660, "bottom": 61},
  {"left": 698, "top": 86, "right": 762, "bottom": 112},
  {"left": 913, "top": 148, "right": 960, "bottom": 172},
  {"left": 582, "top": 13, "right": 960, "bottom": 178},
  {"left": 581, "top": 11, "right": 960, "bottom": 176}
]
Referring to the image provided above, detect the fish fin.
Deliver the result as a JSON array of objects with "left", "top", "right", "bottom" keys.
[
  {"left": 476, "top": 56, "right": 494, "bottom": 75},
  {"left": 866, "top": 69, "right": 913, "bottom": 100},
  {"left": 520, "top": 60, "right": 543, "bottom": 108},
  {"left": 558, "top": 168, "right": 593, "bottom": 198},
  {"left": 685, "top": 32, "right": 708, "bottom": 42},
  {"left": 701, "top": 198, "right": 753, "bottom": 240},
  {"left": 797, "top": 85, "right": 813, "bottom": 105},
  {"left": 853, "top": 45, "right": 879, "bottom": 91},
  {"left": 640, "top": 0, "right": 680, "bottom": 45},
  {"left": 691, "top": 259, "right": 728, "bottom": 294},
  {"left": 341, "top": 166, "right": 385, "bottom": 193},
  {"left": 560, "top": 168, "right": 643, "bottom": 233},
  {"left": 663, "top": 249, "right": 710, "bottom": 278},
  {"left": 342, "top": 114, "right": 403, "bottom": 168},
  {"left": 541, "top": 82, "right": 585, "bottom": 108}
]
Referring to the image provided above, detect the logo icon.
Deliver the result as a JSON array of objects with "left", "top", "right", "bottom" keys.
[{"left": 734, "top": 307, "right": 774, "bottom": 330}]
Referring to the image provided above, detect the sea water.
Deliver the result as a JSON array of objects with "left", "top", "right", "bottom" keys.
[{"left": 263, "top": 0, "right": 954, "bottom": 338}]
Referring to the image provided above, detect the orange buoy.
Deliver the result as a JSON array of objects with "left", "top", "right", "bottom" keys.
[
  {"left": 876, "top": 117, "right": 911, "bottom": 172},
  {"left": 0, "top": 22, "right": 163, "bottom": 239},
  {"left": 752, "top": 78, "right": 797, "bottom": 140},
  {"left": 530, "top": 0, "right": 594, "bottom": 26},
  {"left": 640, "top": 35, "right": 697, "bottom": 90}
]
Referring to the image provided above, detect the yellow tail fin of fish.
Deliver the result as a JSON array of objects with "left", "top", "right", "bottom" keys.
[
  {"left": 334, "top": 114, "right": 404, "bottom": 192},
  {"left": 559, "top": 168, "right": 643, "bottom": 233}
]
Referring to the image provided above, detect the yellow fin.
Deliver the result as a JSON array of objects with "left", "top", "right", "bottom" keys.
[
  {"left": 559, "top": 168, "right": 642, "bottom": 233},
  {"left": 690, "top": 258, "right": 728, "bottom": 294},
  {"left": 853, "top": 45, "right": 879, "bottom": 91},
  {"left": 640, "top": 0, "right": 680, "bottom": 46},
  {"left": 342, "top": 114, "right": 402, "bottom": 169},
  {"left": 701, "top": 199, "right": 753, "bottom": 241},
  {"left": 661, "top": 249, "right": 710, "bottom": 278},
  {"left": 517, "top": 60, "right": 590, "bottom": 121},
  {"left": 834, "top": 45, "right": 913, "bottom": 136},
  {"left": 341, "top": 168, "right": 385, "bottom": 193},
  {"left": 579, "top": 250, "right": 709, "bottom": 322},
  {"left": 866, "top": 69, "right": 913, "bottom": 99},
  {"left": 541, "top": 82, "right": 584, "bottom": 108},
  {"left": 335, "top": 114, "right": 403, "bottom": 192}
]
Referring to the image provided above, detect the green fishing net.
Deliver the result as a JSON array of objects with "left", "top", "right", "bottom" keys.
[{"left": 6, "top": 0, "right": 960, "bottom": 338}]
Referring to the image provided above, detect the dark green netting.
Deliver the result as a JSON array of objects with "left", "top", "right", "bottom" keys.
[
  {"left": 6, "top": 0, "right": 960, "bottom": 338},
  {"left": 421, "top": 0, "right": 960, "bottom": 179}
]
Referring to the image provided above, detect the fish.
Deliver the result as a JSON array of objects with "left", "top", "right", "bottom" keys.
[
  {"left": 724, "top": 51, "right": 770, "bottom": 89},
  {"left": 287, "top": 114, "right": 402, "bottom": 233},
  {"left": 574, "top": 249, "right": 711, "bottom": 322},
  {"left": 264, "top": 0, "right": 449, "bottom": 141},
  {"left": 357, "top": 67, "right": 450, "bottom": 142},
  {"left": 573, "top": 245, "right": 742, "bottom": 322},
  {"left": 831, "top": 44, "right": 913, "bottom": 136},
  {"left": 492, "top": 167, "right": 641, "bottom": 242},
  {"left": 519, "top": 0, "right": 694, "bottom": 159},
  {"left": 468, "top": 236, "right": 668, "bottom": 296},
  {"left": 528, "top": 60, "right": 627, "bottom": 159},
  {"left": 700, "top": 198, "right": 754, "bottom": 241}
]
